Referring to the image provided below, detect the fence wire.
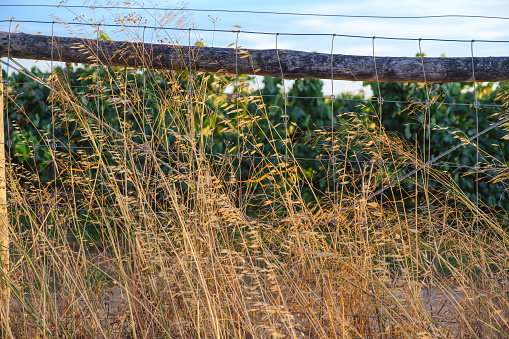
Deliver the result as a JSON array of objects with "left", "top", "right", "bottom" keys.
[{"left": 1, "top": 20, "right": 509, "bottom": 215}]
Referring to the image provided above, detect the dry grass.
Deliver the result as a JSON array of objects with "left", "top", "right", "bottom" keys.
[{"left": 2, "top": 11, "right": 509, "bottom": 339}]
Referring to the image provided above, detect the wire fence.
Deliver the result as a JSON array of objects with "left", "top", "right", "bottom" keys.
[{"left": 1, "top": 14, "right": 509, "bottom": 228}]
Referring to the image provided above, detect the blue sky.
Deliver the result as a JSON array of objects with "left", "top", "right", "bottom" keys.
[{"left": 2, "top": 0, "right": 509, "bottom": 94}]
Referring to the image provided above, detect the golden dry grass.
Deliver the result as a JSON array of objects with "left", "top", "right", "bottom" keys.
[{"left": 2, "top": 10, "right": 509, "bottom": 339}]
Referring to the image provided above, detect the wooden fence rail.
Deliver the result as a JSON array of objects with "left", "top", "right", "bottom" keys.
[{"left": 2, "top": 31, "right": 509, "bottom": 83}]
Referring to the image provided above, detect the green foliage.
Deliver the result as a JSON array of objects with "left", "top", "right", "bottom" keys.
[
  {"left": 3, "top": 67, "right": 55, "bottom": 181},
  {"left": 3, "top": 65, "right": 509, "bottom": 209},
  {"left": 369, "top": 81, "right": 509, "bottom": 209}
]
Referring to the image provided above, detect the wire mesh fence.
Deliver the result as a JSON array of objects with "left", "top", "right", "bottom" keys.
[{"left": 1, "top": 5, "right": 509, "bottom": 338}]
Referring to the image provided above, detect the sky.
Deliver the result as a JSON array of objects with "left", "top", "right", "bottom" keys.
[{"left": 2, "top": 0, "right": 509, "bottom": 95}]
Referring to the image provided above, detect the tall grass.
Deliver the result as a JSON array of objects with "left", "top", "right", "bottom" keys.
[{"left": 2, "top": 14, "right": 509, "bottom": 339}]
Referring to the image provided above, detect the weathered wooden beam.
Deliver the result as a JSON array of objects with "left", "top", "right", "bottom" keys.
[{"left": 1, "top": 31, "right": 509, "bottom": 83}]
